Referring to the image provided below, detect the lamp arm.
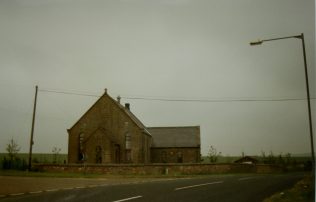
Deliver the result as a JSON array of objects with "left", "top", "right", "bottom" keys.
[{"left": 261, "top": 34, "right": 302, "bottom": 43}]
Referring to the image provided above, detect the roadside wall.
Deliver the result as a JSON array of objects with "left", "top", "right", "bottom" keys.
[{"left": 35, "top": 163, "right": 283, "bottom": 175}]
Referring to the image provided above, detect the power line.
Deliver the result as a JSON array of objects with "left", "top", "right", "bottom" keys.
[
  {"left": 121, "top": 97, "right": 312, "bottom": 103},
  {"left": 38, "top": 88, "right": 315, "bottom": 103},
  {"left": 39, "top": 89, "right": 100, "bottom": 97}
]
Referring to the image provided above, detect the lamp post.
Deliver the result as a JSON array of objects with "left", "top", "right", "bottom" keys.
[{"left": 250, "top": 33, "right": 315, "bottom": 167}]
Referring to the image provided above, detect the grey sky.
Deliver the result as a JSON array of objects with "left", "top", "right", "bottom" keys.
[{"left": 0, "top": 0, "right": 315, "bottom": 156}]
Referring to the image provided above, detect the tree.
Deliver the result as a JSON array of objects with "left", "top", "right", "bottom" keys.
[
  {"left": 208, "top": 145, "right": 221, "bottom": 163},
  {"left": 285, "top": 153, "right": 291, "bottom": 165},
  {"left": 277, "top": 153, "right": 284, "bottom": 165},
  {"left": 261, "top": 151, "right": 267, "bottom": 163},
  {"left": 52, "top": 147, "right": 61, "bottom": 164},
  {"left": 6, "top": 138, "right": 20, "bottom": 161},
  {"left": 267, "top": 151, "right": 276, "bottom": 164}
]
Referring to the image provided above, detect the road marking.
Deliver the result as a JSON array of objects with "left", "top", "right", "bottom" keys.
[
  {"left": 10, "top": 193, "right": 25, "bottom": 196},
  {"left": 29, "top": 191, "right": 43, "bottom": 194},
  {"left": 175, "top": 181, "right": 224, "bottom": 191},
  {"left": 112, "top": 195, "right": 143, "bottom": 202},
  {"left": 75, "top": 186, "right": 85, "bottom": 189},
  {"left": 87, "top": 185, "right": 99, "bottom": 188},
  {"left": 238, "top": 177, "right": 255, "bottom": 181},
  {"left": 62, "top": 187, "right": 74, "bottom": 190},
  {"left": 46, "top": 189, "right": 59, "bottom": 192}
]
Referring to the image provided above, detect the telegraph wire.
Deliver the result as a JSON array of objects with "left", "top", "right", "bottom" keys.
[
  {"left": 39, "top": 89, "right": 100, "bottom": 97},
  {"left": 38, "top": 88, "right": 315, "bottom": 103},
  {"left": 120, "top": 97, "right": 311, "bottom": 103}
]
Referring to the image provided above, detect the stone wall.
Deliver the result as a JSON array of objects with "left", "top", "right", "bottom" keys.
[{"left": 35, "top": 163, "right": 283, "bottom": 175}]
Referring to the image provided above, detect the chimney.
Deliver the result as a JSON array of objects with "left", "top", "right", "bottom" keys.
[
  {"left": 104, "top": 88, "right": 108, "bottom": 94},
  {"left": 117, "top": 96, "right": 121, "bottom": 104},
  {"left": 125, "top": 103, "right": 130, "bottom": 110}
]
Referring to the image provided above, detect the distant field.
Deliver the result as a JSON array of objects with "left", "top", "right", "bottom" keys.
[
  {"left": 201, "top": 156, "right": 240, "bottom": 163},
  {"left": 0, "top": 153, "right": 68, "bottom": 164},
  {"left": 201, "top": 155, "right": 311, "bottom": 164}
]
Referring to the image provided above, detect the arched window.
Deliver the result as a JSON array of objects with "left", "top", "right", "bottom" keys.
[
  {"left": 95, "top": 146, "right": 102, "bottom": 164},
  {"left": 125, "top": 132, "right": 131, "bottom": 149},
  {"left": 124, "top": 122, "right": 132, "bottom": 163},
  {"left": 78, "top": 133, "right": 84, "bottom": 161},
  {"left": 125, "top": 132, "right": 132, "bottom": 162},
  {"left": 79, "top": 133, "right": 84, "bottom": 150}
]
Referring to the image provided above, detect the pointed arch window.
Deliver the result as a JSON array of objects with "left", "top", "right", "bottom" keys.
[
  {"left": 125, "top": 132, "right": 131, "bottom": 149},
  {"left": 79, "top": 133, "right": 84, "bottom": 150},
  {"left": 78, "top": 133, "right": 84, "bottom": 161},
  {"left": 125, "top": 132, "right": 131, "bottom": 162},
  {"left": 95, "top": 146, "right": 102, "bottom": 164}
]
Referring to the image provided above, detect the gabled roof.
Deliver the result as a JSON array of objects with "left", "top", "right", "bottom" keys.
[
  {"left": 108, "top": 94, "right": 151, "bottom": 136},
  {"left": 69, "top": 90, "right": 150, "bottom": 136},
  {"left": 147, "top": 126, "right": 200, "bottom": 148}
]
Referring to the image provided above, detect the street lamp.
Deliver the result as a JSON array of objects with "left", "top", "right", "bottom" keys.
[{"left": 250, "top": 33, "right": 315, "bottom": 166}]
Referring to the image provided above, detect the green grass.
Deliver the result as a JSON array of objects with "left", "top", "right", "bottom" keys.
[
  {"left": 200, "top": 155, "right": 311, "bottom": 164},
  {"left": 0, "top": 169, "right": 99, "bottom": 178}
]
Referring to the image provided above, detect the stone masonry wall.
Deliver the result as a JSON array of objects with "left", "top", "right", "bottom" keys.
[
  {"left": 35, "top": 163, "right": 283, "bottom": 175},
  {"left": 151, "top": 148, "right": 200, "bottom": 163},
  {"left": 68, "top": 93, "right": 151, "bottom": 164}
]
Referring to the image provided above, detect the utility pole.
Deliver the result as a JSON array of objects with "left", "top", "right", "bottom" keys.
[{"left": 28, "top": 85, "right": 38, "bottom": 170}]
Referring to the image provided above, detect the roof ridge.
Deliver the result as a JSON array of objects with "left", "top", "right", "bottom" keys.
[
  {"left": 68, "top": 90, "right": 150, "bottom": 136},
  {"left": 107, "top": 93, "right": 151, "bottom": 136},
  {"left": 147, "top": 126, "right": 200, "bottom": 129}
]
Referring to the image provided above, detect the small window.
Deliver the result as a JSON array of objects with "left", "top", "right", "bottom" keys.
[
  {"left": 177, "top": 152, "right": 183, "bottom": 163},
  {"left": 161, "top": 151, "right": 167, "bottom": 163},
  {"left": 125, "top": 149, "right": 131, "bottom": 162}
]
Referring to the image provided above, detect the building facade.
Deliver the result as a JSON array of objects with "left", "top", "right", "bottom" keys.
[
  {"left": 68, "top": 89, "right": 151, "bottom": 164},
  {"left": 68, "top": 89, "right": 200, "bottom": 164}
]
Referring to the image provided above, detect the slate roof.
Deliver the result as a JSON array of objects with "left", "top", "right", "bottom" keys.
[
  {"left": 109, "top": 96, "right": 151, "bottom": 135},
  {"left": 147, "top": 126, "right": 200, "bottom": 148}
]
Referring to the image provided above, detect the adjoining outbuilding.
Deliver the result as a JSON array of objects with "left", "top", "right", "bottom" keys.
[
  {"left": 148, "top": 126, "right": 200, "bottom": 163},
  {"left": 234, "top": 156, "right": 258, "bottom": 164},
  {"left": 67, "top": 89, "right": 201, "bottom": 164}
]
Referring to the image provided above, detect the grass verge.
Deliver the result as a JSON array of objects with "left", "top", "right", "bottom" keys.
[
  {"left": 0, "top": 170, "right": 104, "bottom": 178},
  {"left": 263, "top": 174, "right": 314, "bottom": 202}
]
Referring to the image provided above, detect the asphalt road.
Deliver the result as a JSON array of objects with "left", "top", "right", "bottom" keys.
[{"left": 0, "top": 173, "right": 304, "bottom": 202}]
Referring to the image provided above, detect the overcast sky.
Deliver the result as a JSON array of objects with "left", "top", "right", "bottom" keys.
[{"left": 0, "top": 0, "right": 315, "bottom": 156}]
